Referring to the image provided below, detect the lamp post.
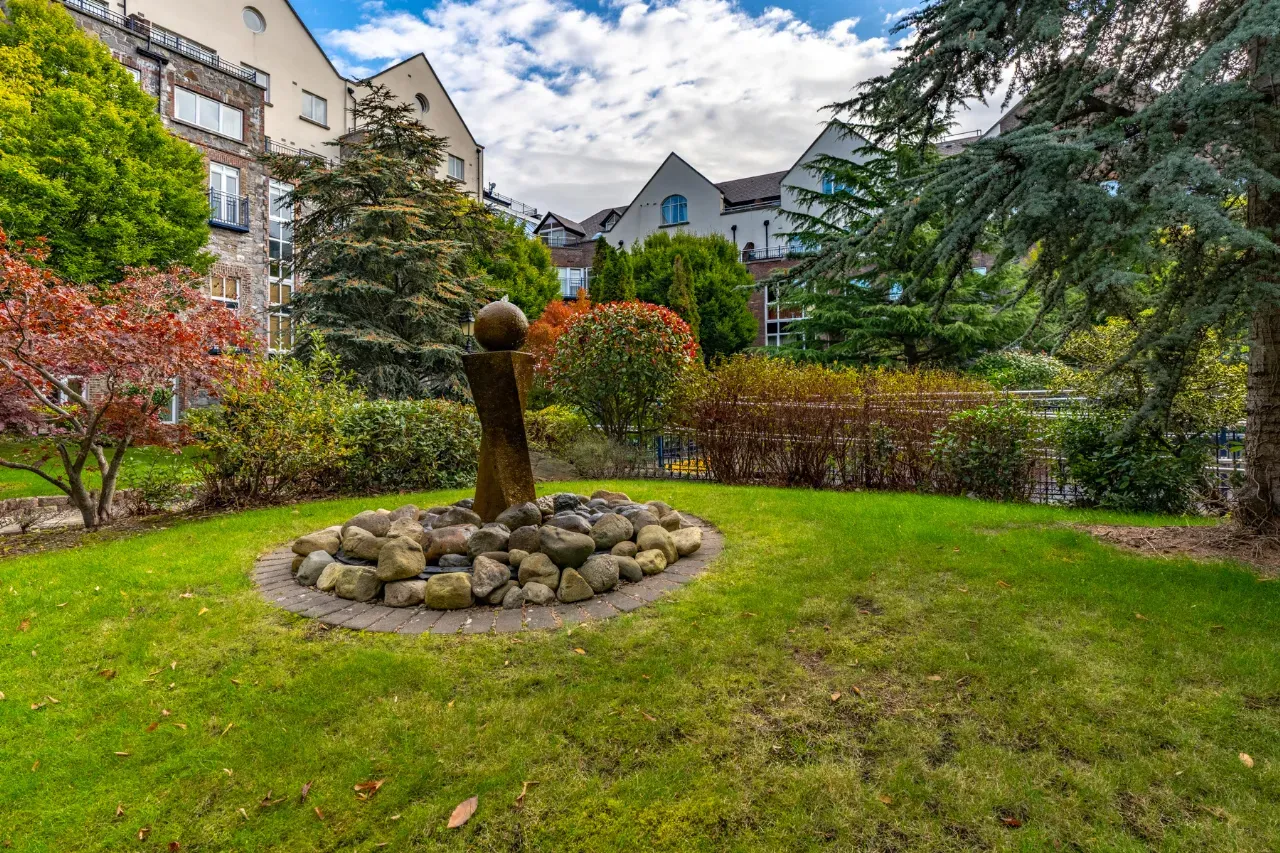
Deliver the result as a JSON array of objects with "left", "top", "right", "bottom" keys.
[{"left": 460, "top": 308, "right": 475, "bottom": 353}]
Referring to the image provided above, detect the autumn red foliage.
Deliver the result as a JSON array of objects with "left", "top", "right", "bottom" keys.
[
  {"left": 525, "top": 297, "right": 591, "bottom": 375},
  {"left": 0, "top": 229, "right": 253, "bottom": 527}
]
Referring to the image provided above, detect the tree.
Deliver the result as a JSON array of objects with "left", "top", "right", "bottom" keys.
[
  {"left": 590, "top": 245, "right": 636, "bottom": 304},
  {"left": 550, "top": 302, "right": 699, "bottom": 439},
  {"left": 473, "top": 213, "right": 560, "bottom": 319},
  {"left": 0, "top": 230, "right": 250, "bottom": 528},
  {"left": 0, "top": 0, "right": 210, "bottom": 282},
  {"left": 589, "top": 238, "right": 615, "bottom": 297},
  {"left": 776, "top": 139, "right": 1035, "bottom": 366},
  {"left": 526, "top": 297, "right": 592, "bottom": 376},
  {"left": 835, "top": 0, "right": 1280, "bottom": 530},
  {"left": 629, "top": 232, "right": 757, "bottom": 361},
  {"left": 267, "top": 85, "right": 497, "bottom": 400},
  {"left": 667, "top": 254, "right": 700, "bottom": 339}
]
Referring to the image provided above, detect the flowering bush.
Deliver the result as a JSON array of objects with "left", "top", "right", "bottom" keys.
[{"left": 550, "top": 302, "right": 699, "bottom": 438}]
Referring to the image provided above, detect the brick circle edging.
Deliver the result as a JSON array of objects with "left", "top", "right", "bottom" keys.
[{"left": 251, "top": 515, "right": 724, "bottom": 635}]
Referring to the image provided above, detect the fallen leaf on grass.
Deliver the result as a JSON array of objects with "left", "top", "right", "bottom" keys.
[
  {"left": 354, "top": 779, "right": 385, "bottom": 800},
  {"left": 115, "top": 752, "right": 130, "bottom": 757},
  {"left": 1239, "top": 752, "right": 1254, "bottom": 768},
  {"left": 31, "top": 760, "right": 38, "bottom": 771},
  {"left": 138, "top": 827, "right": 150, "bottom": 841},
  {"left": 30, "top": 702, "right": 45, "bottom": 711},
  {"left": 830, "top": 692, "right": 841, "bottom": 702},
  {"left": 56, "top": 602, "right": 67, "bottom": 607},
  {"left": 168, "top": 843, "right": 180, "bottom": 852},
  {"left": 1000, "top": 817, "right": 1023, "bottom": 828},
  {"left": 197, "top": 608, "right": 209, "bottom": 616},
  {"left": 447, "top": 796, "right": 478, "bottom": 829},
  {"left": 18, "top": 619, "right": 29, "bottom": 632},
  {"left": 224, "top": 769, "right": 233, "bottom": 776},
  {"left": 927, "top": 675, "right": 943, "bottom": 682},
  {"left": 514, "top": 781, "right": 538, "bottom": 810},
  {"left": 46, "top": 696, "right": 58, "bottom": 704},
  {"left": 877, "top": 794, "right": 892, "bottom": 805},
  {"left": 0, "top": 692, "right": 5, "bottom": 701},
  {"left": 640, "top": 710, "right": 657, "bottom": 722},
  {"left": 161, "top": 709, "right": 170, "bottom": 716},
  {"left": 573, "top": 648, "right": 586, "bottom": 655},
  {"left": 996, "top": 581, "right": 1012, "bottom": 589},
  {"left": 314, "top": 807, "right": 324, "bottom": 820},
  {"left": 145, "top": 722, "right": 159, "bottom": 733},
  {"left": 237, "top": 808, "right": 248, "bottom": 821},
  {"left": 851, "top": 686, "right": 863, "bottom": 697},
  {"left": 170, "top": 661, "right": 176, "bottom": 671},
  {"left": 740, "top": 611, "right": 757, "bottom": 618},
  {"left": 179, "top": 593, "right": 193, "bottom": 599},
  {"left": 98, "top": 669, "right": 116, "bottom": 680},
  {"left": 220, "top": 722, "right": 234, "bottom": 737},
  {"left": 299, "top": 781, "right": 312, "bottom": 802},
  {"left": 230, "top": 679, "right": 241, "bottom": 687},
  {"left": 116, "top": 804, "right": 124, "bottom": 818},
  {"left": 259, "top": 790, "right": 284, "bottom": 808},
  {"left": 1135, "top": 613, "right": 1149, "bottom": 622},
  {"left": 173, "top": 723, "right": 187, "bottom": 730}
]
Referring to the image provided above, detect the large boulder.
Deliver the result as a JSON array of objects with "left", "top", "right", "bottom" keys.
[
  {"left": 468, "top": 526, "right": 511, "bottom": 559},
  {"left": 342, "top": 510, "right": 391, "bottom": 538},
  {"left": 524, "top": 581, "right": 555, "bottom": 605},
  {"left": 540, "top": 526, "right": 595, "bottom": 569},
  {"left": 620, "top": 508, "right": 660, "bottom": 532},
  {"left": 384, "top": 579, "right": 427, "bottom": 607},
  {"left": 579, "top": 554, "right": 619, "bottom": 594},
  {"left": 425, "top": 525, "right": 471, "bottom": 562},
  {"left": 376, "top": 535, "right": 426, "bottom": 581},
  {"left": 439, "top": 554, "right": 472, "bottom": 569},
  {"left": 611, "top": 541, "right": 639, "bottom": 558},
  {"left": 389, "top": 504, "right": 419, "bottom": 522},
  {"left": 471, "top": 556, "right": 512, "bottom": 599},
  {"left": 518, "top": 552, "right": 560, "bottom": 590},
  {"left": 425, "top": 573, "right": 473, "bottom": 609},
  {"left": 590, "top": 513, "right": 633, "bottom": 551},
  {"left": 496, "top": 502, "right": 542, "bottom": 531},
  {"left": 671, "top": 526, "right": 703, "bottom": 557},
  {"left": 660, "top": 512, "right": 684, "bottom": 532},
  {"left": 546, "top": 513, "right": 592, "bottom": 536},
  {"left": 508, "top": 525, "right": 540, "bottom": 553},
  {"left": 636, "top": 549, "right": 668, "bottom": 575},
  {"left": 536, "top": 495, "right": 556, "bottom": 516},
  {"left": 292, "top": 528, "right": 340, "bottom": 557},
  {"left": 551, "top": 493, "right": 583, "bottom": 513},
  {"left": 316, "top": 562, "right": 344, "bottom": 592},
  {"left": 556, "top": 569, "right": 594, "bottom": 603},
  {"left": 342, "top": 527, "right": 386, "bottom": 562},
  {"left": 387, "top": 516, "right": 426, "bottom": 544},
  {"left": 487, "top": 580, "right": 517, "bottom": 605},
  {"left": 636, "top": 525, "right": 678, "bottom": 565},
  {"left": 478, "top": 551, "right": 510, "bottom": 565},
  {"left": 436, "top": 506, "right": 482, "bottom": 528},
  {"left": 616, "top": 556, "right": 644, "bottom": 583},
  {"left": 591, "top": 489, "right": 630, "bottom": 503},
  {"left": 646, "top": 500, "right": 674, "bottom": 519},
  {"left": 508, "top": 549, "right": 529, "bottom": 568},
  {"left": 296, "top": 550, "right": 334, "bottom": 586},
  {"left": 502, "top": 585, "right": 527, "bottom": 609},
  {"left": 335, "top": 565, "right": 382, "bottom": 601}
]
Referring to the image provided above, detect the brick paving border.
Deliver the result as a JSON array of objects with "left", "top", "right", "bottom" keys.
[{"left": 252, "top": 515, "right": 723, "bottom": 635}]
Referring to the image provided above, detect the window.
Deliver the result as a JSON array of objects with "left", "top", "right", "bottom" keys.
[
  {"left": 123, "top": 65, "right": 142, "bottom": 85},
  {"left": 175, "top": 87, "right": 243, "bottom": 140},
  {"left": 208, "top": 162, "right": 245, "bottom": 227},
  {"left": 57, "top": 377, "right": 87, "bottom": 406},
  {"left": 661, "top": 195, "right": 687, "bottom": 225},
  {"left": 301, "top": 91, "right": 327, "bottom": 126},
  {"left": 243, "top": 65, "right": 270, "bottom": 102},
  {"left": 268, "top": 180, "right": 295, "bottom": 354},
  {"left": 741, "top": 241, "right": 755, "bottom": 261},
  {"left": 541, "top": 226, "right": 566, "bottom": 247},
  {"left": 158, "top": 379, "right": 180, "bottom": 425},
  {"left": 764, "top": 282, "right": 806, "bottom": 348},
  {"left": 822, "top": 174, "right": 848, "bottom": 194},
  {"left": 242, "top": 7, "right": 266, "bottom": 33},
  {"left": 448, "top": 155, "right": 465, "bottom": 181},
  {"left": 208, "top": 274, "right": 241, "bottom": 309},
  {"left": 601, "top": 212, "right": 618, "bottom": 232},
  {"left": 558, "top": 267, "right": 588, "bottom": 299},
  {"left": 416, "top": 94, "right": 430, "bottom": 115}
]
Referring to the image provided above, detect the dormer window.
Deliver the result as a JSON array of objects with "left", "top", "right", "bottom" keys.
[{"left": 602, "top": 212, "right": 618, "bottom": 232}]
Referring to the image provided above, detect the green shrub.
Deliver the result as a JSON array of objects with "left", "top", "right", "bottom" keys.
[
  {"left": 187, "top": 343, "right": 361, "bottom": 507},
  {"left": 562, "top": 432, "right": 641, "bottom": 478},
  {"left": 120, "top": 462, "right": 197, "bottom": 516},
  {"left": 931, "top": 401, "right": 1040, "bottom": 501},
  {"left": 525, "top": 405, "right": 590, "bottom": 452},
  {"left": 339, "top": 399, "right": 480, "bottom": 494},
  {"left": 970, "top": 351, "right": 1069, "bottom": 390},
  {"left": 1055, "top": 408, "right": 1209, "bottom": 514}
]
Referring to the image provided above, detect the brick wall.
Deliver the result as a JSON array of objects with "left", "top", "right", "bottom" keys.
[{"left": 744, "top": 257, "right": 801, "bottom": 347}]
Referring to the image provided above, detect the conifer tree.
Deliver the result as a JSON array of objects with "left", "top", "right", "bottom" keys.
[
  {"left": 589, "top": 238, "right": 614, "bottom": 300},
  {"left": 836, "top": 0, "right": 1280, "bottom": 531},
  {"left": 267, "top": 86, "right": 496, "bottom": 400},
  {"left": 591, "top": 246, "right": 636, "bottom": 304},
  {"left": 667, "top": 254, "right": 700, "bottom": 339}
]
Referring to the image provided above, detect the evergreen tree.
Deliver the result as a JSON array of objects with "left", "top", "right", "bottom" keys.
[
  {"left": 0, "top": 0, "right": 210, "bottom": 282},
  {"left": 591, "top": 246, "right": 635, "bottom": 304},
  {"left": 629, "top": 231, "right": 757, "bottom": 360},
  {"left": 473, "top": 213, "right": 560, "bottom": 319},
  {"left": 667, "top": 254, "right": 700, "bottom": 339},
  {"left": 834, "top": 0, "right": 1280, "bottom": 530},
  {"left": 589, "top": 238, "right": 615, "bottom": 300},
  {"left": 777, "top": 138, "right": 1035, "bottom": 366},
  {"left": 267, "top": 86, "right": 497, "bottom": 400}
]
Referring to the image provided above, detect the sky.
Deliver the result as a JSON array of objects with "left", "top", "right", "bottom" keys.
[{"left": 295, "top": 0, "right": 1010, "bottom": 217}]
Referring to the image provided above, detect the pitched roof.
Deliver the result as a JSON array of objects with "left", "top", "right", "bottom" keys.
[
  {"left": 715, "top": 170, "right": 788, "bottom": 205},
  {"left": 578, "top": 206, "right": 629, "bottom": 237},
  {"left": 365, "top": 53, "right": 483, "bottom": 149},
  {"left": 536, "top": 212, "right": 587, "bottom": 237}
]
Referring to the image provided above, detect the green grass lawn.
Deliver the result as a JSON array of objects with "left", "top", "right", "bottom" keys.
[
  {"left": 0, "top": 440, "right": 198, "bottom": 500},
  {"left": 2, "top": 483, "right": 1277, "bottom": 851}
]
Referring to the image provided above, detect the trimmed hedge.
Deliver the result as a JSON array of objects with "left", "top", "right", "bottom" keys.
[{"left": 339, "top": 400, "right": 480, "bottom": 494}]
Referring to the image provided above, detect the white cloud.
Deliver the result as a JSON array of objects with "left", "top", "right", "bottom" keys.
[{"left": 322, "top": 0, "right": 1006, "bottom": 216}]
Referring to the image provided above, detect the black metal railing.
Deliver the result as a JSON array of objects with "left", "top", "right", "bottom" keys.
[
  {"left": 484, "top": 189, "right": 539, "bottom": 219},
  {"left": 208, "top": 189, "right": 249, "bottom": 230},
  {"left": 743, "top": 244, "right": 817, "bottom": 262},
  {"left": 265, "top": 138, "right": 336, "bottom": 167},
  {"left": 63, "top": 0, "right": 258, "bottom": 84}
]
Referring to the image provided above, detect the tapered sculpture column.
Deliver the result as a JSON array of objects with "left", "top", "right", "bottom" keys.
[{"left": 462, "top": 299, "right": 537, "bottom": 522}]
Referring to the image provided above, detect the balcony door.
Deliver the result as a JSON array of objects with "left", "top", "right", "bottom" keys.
[{"left": 209, "top": 163, "right": 242, "bottom": 226}]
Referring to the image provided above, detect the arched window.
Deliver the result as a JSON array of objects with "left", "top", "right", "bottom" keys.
[
  {"left": 415, "top": 94, "right": 430, "bottom": 115},
  {"left": 661, "top": 195, "right": 687, "bottom": 225}
]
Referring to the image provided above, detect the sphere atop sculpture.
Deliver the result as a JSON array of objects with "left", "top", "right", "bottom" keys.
[{"left": 474, "top": 299, "right": 529, "bottom": 352}]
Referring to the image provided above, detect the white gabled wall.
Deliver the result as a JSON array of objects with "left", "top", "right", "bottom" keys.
[
  {"left": 607, "top": 154, "right": 725, "bottom": 250},
  {"left": 778, "top": 122, "right": 871, "bottom": 236}
]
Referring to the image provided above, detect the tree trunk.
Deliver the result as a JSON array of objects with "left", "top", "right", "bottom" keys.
[{"left": 1238, "top": 303, "right": 1280, "bottom": 532}]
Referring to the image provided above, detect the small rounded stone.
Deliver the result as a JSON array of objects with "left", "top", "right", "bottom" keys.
[{"left": 474, "top": 300, "right": 529, "bottom": 351}]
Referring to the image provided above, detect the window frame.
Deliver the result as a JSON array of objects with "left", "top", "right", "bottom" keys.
[
  {"left": 174, "top": 86, "right": 243, "bottom": 141},
  {"left": 268, "top": 180, "right": 296, "bottom": 355},
  {"left": 661, "top": 195, "right": 688, "bottom": 226},
  {"left": 242, "top": 64, "right": 270, "bottom": 103},
  {"left": 558, "top": 267, "right": 588, "bottom": 299},
  {"left": 448, "top": 154, "right": 466, "bottom": 182},
  {"left": 208, "top": 273, "right": 241, "bottom": 309},
  {"left": 301, "top": 91, "right": 328, "bottom": 127}
]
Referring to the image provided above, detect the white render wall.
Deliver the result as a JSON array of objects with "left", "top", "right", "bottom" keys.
[{"left": 780, "top": 123, "right": 871, "bottom": 232}]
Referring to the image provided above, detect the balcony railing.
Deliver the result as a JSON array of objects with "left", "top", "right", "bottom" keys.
[
  {"left": 62, "top": 0, "right": 258, "bottom": 84},
  {"left": 742, "top": 244, "right": 816, "bottom": 262},
  {"left": 209, "top": 189, "right": 250, "bottom": 231},
  {"left": 484, "top": 189, "right": 539, "bottom": 219},
  {"left": 265, "top": 137, "right": 336, "bottom": 167}
]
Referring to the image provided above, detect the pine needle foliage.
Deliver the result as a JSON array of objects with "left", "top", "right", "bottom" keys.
[{"left": 266, "top": 86, "right": 497, "bottom": 401}]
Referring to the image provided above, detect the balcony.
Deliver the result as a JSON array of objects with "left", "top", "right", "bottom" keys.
[
  {"left": 209, "top": 189, "right": 250, "bottom": 232},
  {"left": 484, "top": 188, "right": 539, "bottom": 219},
  {"left": 266, "top": 137, "right": 336, "bottom": 168}
]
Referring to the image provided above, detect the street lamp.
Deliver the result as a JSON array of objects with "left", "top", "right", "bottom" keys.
[{"left": 460, "top": 308, "right": 475, "bottom": 353}]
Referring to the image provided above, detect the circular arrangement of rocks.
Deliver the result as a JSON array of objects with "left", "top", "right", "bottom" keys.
[{"left": 258, "top": 490, "right": 718, "bottom": 633}]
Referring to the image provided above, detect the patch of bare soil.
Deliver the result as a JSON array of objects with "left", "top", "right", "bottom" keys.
[
  {"left": 0, "top": 510, "right": 228, "bottom": 560},
  {"left": 1084, "top": 522, "right": 1280, "bottom": 578}
]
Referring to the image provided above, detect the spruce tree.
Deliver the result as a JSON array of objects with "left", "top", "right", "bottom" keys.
[
  {"left": 267, "top": 86, "right": 496, "bottom": 400},
  {"left": 835, "top": 0, "right": 1280, "bottom": 531},
  {"left": 589, "top": 238, "right": 614, "bottom": 301},
  {"left": 591, "top": 246, "right": 636, "bottom": 304},
  {"left": 667, "top": 254, "right": 700, "bottom": 339}
]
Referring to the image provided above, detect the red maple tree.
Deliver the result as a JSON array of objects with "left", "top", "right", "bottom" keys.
[{"left": 0, "top": 230, "right": 253, "bottom": 528}]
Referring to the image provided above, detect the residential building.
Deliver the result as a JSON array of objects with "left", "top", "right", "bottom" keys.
[
  {"left": 483, "top": 184, "right": 541, "bottom": 234},
  {"left": 60, "top": 0, "right": 487, "bottom": 362}
]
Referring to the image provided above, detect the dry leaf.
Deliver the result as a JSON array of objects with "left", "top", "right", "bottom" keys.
[
  {"left": 179, "top": 593, "right": 193, "bottom": 599},
  {"left": 98, "top": 669, "right": 116, "bottom": 680},
  {"left": 237, "top": 808, "right": 248, "bottom": 821},
  {"left": 830, "top": 692, "right": 842, "bottom": 702},
  {"left": 56, "top": 602, "right": 67, "bottom": 607},
  {"left": 1135, "top": 613, "right": 1149, "bottom": 621},
  {"left": 46, "top": 696, "right": 59, "bottom": 704},
  {"left": 138, "top": 827, "right": 151, "bottom": 841},
  {"left": 168, "top": 843, "right": 181, "bottom": 852},
  {"left": 146, "top": 722, "right": 159, "bottom": 733},
  {"left": 115, "top": 752, "right": 130, "bottom": 757},
  {"left": 1000, "top": 817, "right": 1023, "bottom": 828},
  {"left": 170, "top": 661, "right": 176, "bottom": 670},
  {"left": 877, "top": 794, "right": 892, "bottom": 805},
  {"left": 573, "top": 648, "right": 586, "bottom": 655},
  {"left": 220, "top": 722, "right": 234, "bottom": 737},
  {"left": 116, "top": 804, "right": 124, "bottom": 817},
  {"left": 300, "top": 781, "right": 312, "bottom": 802},
  {"left": 641, "top": 710, "right": 657, "bottom": 722},
  {"left": 447, "top": 699, "right": 455, "bottom": 708},
  {"left": 224, "top": 768, "right": 233, "bottom": 776},
  {"left": 0, "top": 691, "right": 5, "bottom": 700},
  {"left": 927, "top": 675, "right": 943, "bottom": 682},
  {"left": 447, "top": 796, "right": 478, "bottom": 829},
  {"left": 198, "top": 608, "right": 209, "bottom": 616},
  {"left": 259, "top": 790, "right": 284, "bottom": 808},
  {"left": 314, "top": 807, "right": 324, "bottom": 821},
  {"left": 514, "top": 781, "right": 538, "bottom": 810},
  {"left": 996, "top": 580, "right": 1012, "bottom": 589},
  {"left": 851, "top": 686, "right": 863, "bottom": 697},
  {"left": 354, "top": 779, "right": 385, "bottom": 800},
  {"left": 161, "top": 709, "right": 170, "bottom": 716},
  {"left": 230, "top": 679, "right": 241, "bottom": 687},
  {"left": 173, "top": 722, "right": 187, "bottom": 730},
  {"left": 31, "top": 760, "right": 39, "bottom": 771},
  {"left": 1239, "top": 752, "right": 1254, "bottom": 768},
  {"left": 30, "top": 702, "right": 45, "bottom": 711},
  {"left": 18, "top": 619, "right": 30, "bottom": 632}
]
